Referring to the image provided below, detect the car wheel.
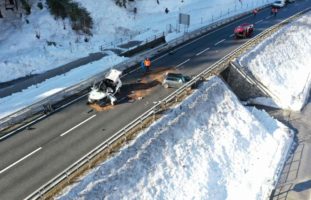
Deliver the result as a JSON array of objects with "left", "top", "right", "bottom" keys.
[{"left": 163, "top": 83, "right": 169, "bottom": 88}]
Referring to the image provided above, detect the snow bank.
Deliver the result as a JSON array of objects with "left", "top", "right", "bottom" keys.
[
  {"left": 0, "top": 5, "right": 93, "bottom": 82},
  {"left": 0, "top": 53, "right": 125, "bottom": 119},
  {"left": 0, "top": 0, "right": 272, "bottom": 82},
  {"left": 238, "top": 11, "right": 311, "bottom": 111},
  {"left": 56, "top": 76, "right": 292, "bottom": 200}
]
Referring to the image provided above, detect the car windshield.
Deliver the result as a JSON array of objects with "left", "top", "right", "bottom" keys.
[
  {"left": 275, "top": 1, "right": 282, "bottom": 3},
  {"left": 166, "top": 73, "right": 185, "bottom": 82},
  {"left": 166, "top": 76, "right": 179, "bottom": 81}
]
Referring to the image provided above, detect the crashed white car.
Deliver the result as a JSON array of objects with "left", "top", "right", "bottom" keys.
[{"left": 88, "top": 69, "right": 122, "bottom": 105}]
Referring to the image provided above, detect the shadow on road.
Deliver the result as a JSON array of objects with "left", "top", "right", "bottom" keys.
[{"left": 293, "top": 180, "right": 311, "bottom": 192}]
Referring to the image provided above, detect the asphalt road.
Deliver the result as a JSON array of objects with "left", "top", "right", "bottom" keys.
[
  {"left": 0, "top": 53, "right": 106, "bottom": 98},
  {"left": 0, "top": 1, "right": 310, "bottom": 199}
]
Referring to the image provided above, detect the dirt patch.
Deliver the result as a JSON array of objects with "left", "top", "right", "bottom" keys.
[
  {"left": 88, "top": 67, "right": 177, "bottom": 111},
  {"left": 89, "top": 103, "right": 115, "bottom": 111}
]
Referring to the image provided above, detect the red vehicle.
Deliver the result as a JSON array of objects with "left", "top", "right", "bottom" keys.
[{"left": 234, "top": 23, "right": 254, "bottom": 38}]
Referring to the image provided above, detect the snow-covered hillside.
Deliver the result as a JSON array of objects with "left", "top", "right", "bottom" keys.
[
  {"left": 239, "top": 11, "right": 311, "bottom": 111},
  {"left": 56, "top": 76, "right": 293, "bottom": 200},
  {"left": 0, "top": 0, "right": 270, "bottom": 82}
]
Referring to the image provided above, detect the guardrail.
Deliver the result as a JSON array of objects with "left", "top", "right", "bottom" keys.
[
  {"left": 25, "top": 7, "right": 311, "bottom": 200},
  {"left": 0, "top": 5, "right": 269, "bottom": 133}
]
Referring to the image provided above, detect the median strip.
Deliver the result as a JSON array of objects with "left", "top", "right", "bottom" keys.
[
  {"left": 0, "top": 147, "right": 42, "bottom": 174},
  {"left": 60, "top": 115, "right": 96, "bottom": 137}
]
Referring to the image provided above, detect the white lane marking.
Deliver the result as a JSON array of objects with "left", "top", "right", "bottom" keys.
[
  {"left": 214, "top": 39, "right": 226, "bottom": 46},
  {"left": 0, "top": 147, "right": 42, "bottom": 174},
  {"left": 122, "top": 12, "right": 256, "bottom": 77},
  {"left": 122, "top": 54, "right": 167, "bottom": 77},
  {"left": 60, "top": 114, "right": 96, "bottom": 137},
  {"left": 229, "top": 33, "right": 235, "bottom": 37},
  {"left": 196, "top": 47, "right": 210, "bottom": 56},
  {"left": 164, "top": 14, "right": 253, "bottom": 53},
  {"left": 0, "top": 93, "right": 89, "bottom": 141},
  {"left": 255, "top": 19, "right": 263, "bottom": 24},
  {"left": 176, "top": 59, "right": 190, "bottom": 68},
  {"left": 265, "top": 15, "right": 272, "bottom": 19},
  {"left": 153, "top": 53, "right": 168, "bottom": 62}
]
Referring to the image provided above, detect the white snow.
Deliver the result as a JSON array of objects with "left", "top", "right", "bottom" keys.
[
  {"left": 0, "top": 0, "right": 272, "bottom": 119},
  {"left": 56, "top": 76, "right": 293, "bottom": 200},
  {"left": 238, "top": 12, "right": 311, "bottom": 111},
  {"left": 0, "top": 53, "right": 125, "bottom": 118},
  {"left": 0, "top": 0, "right": 307, "bottom": 199},
  {"left": 0, "top": 0, "right": 270, "bottom": 82}
]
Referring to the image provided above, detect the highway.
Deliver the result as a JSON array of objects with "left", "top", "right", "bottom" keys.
[{"left": 0, "top": 1, "right": 310, "bottom": 199}]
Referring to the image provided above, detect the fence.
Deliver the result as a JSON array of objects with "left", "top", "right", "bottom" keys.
[
  {"left": 99, "top": 1, "right": 273, "bottom": 51},
  {"left": 24, "top": 7, "right": 311, "bottom": 200},
  {"left": 0, "top": 3, "right": 270, "bottom": 133}
]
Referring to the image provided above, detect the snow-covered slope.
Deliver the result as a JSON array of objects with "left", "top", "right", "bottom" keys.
[
  {"left": 239, "top": 11, "right": 311, "bottom": 111},
  {"left": 0, "top": 0, "right": 271, "bottom": 82},
  {"left": 0, "top": 0, "right": 273, "bottom": 119},
  {"left": 56, "top": 77, "right": 293, "bottom": 200}
]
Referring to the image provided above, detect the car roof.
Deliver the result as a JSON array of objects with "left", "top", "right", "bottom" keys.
[
  {"left": 166, "top": 73, "right": 184, "bottom": 77},
  {"left": 105, "top": 69, "right": 122, "bottom": 82}
]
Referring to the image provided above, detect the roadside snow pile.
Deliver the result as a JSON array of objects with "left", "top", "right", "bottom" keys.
[
  {"left": 0, "top": 0, "right": 271, "bottom": 82},
  {"left": 0, "top": 4, "right": 93, "bottom": 83},
  {"left": 0, "top": 53, "right": 125, "bottom": 119},
  {"left": 238, "top": 11, "right": 311, "bottom": 111},
  {"left": 56, "top": 76, "right": 293, "bottom": 200}
]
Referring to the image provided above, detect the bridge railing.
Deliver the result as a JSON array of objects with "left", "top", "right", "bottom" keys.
[
  {"left": 25, "top": 7, "right": 311, "bottom": 200},
  {"left": 0, "top": 4, "right": 269, "bottom": 133}
]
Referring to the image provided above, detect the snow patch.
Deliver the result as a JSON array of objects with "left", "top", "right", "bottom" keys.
[
  {"left": 56, "top": 77, "right": 293, "bottom": 200},
  {"left": 239, "top": 12, "right": 311, "bottom": 111}
]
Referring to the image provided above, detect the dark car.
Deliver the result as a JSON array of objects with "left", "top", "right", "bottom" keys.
[
  {"left": 234, "top": 23, "right": 254, "bottom": 38},
  {"left": 162, "top": 73, "right": 191, "bottom": 88}
]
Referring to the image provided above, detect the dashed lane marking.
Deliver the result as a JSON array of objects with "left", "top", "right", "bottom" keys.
[
  {"left": 196, "top": 48, "right": 210, "bottom": 56},
  {"left": 0, "top": 93, "right": 89, "bottom": 141},
  {"left": 214, "top": 39, "right": 226, "bottom": 46},
  {"left": 255, "top": 19, "right": 263, "bottom": 24},
  {"left": 60, "top": 114, "right": 96, "bottom": 137},
  {"left": 0, "top": 147, "right": 42, "bottom": 174},
  {"left": 176, "top": 59, "right": 190, "bottom": 68}
]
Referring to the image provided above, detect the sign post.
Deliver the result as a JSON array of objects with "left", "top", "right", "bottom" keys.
[{"left": 179, "top": 13, "right": 190, "bottom": 33}]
